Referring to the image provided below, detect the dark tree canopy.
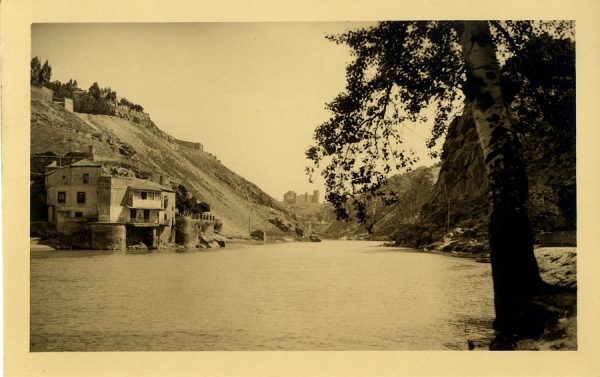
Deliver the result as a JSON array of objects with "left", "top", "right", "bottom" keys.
[
  {"left": 306, "top": 21, "right": 574, "bottom": 224},
  {"left": 30, "top": 57, "right": 52, "bottom": 87},
  {"left": 175, "top": 184, "right": 211, "bottom": 215}
]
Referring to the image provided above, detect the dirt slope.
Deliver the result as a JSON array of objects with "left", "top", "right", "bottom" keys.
[{"left": 31, "top": 98, "right": 297, "bottom": 237}]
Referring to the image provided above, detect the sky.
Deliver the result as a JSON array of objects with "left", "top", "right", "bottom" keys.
[{"left": 32, "top": 23, "right": 436, "bottom": 201}]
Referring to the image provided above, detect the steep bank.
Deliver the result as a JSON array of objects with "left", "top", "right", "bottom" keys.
[
  {"left": 31, "top": 96, "right": 300, "bottom": 237},
  {"left": 317, "top": 165, "right": 440, "bottom": 240}
]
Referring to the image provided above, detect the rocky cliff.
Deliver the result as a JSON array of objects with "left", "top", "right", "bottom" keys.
[
  {"left": 422, "top": 98, "right": 576, "bottom": 245},
  {"left": 31, "top": 93, "right": 300, "bottom": 237}
]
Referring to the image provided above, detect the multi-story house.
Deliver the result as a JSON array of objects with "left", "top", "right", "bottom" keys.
[
  {"left": 45, "top": 159, "right": 176, "bottom": 249},
  {"left": 45, "top": 158, "right": 102, "bottom": 233}
]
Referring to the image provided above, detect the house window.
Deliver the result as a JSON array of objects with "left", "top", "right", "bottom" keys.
[
  {"left": 74, "top": 212, "right": 83, "bottom": 218},
  {"left": 77, "top": 192, "right": 86, "bottom": 203},
  {"left": 143, "top": 210, "right": 150, "bottom": 221},
  {"left": 164, "top": 214, "right": 167, "bottom": 221},
  {"left": 164, "top": 197, "right": 168, "bottom": 209},
  {"left": 130, "top": 209, "right": 136, "bottom": 221},
  {"left": 57, "top": 191, "right": 66, "bottom": 203},
  {"left": 83, "top": 173, "right": 89, "bottom": 184},
  {"left": 141, "top": 191, "right": 147, "bottom": 200}
]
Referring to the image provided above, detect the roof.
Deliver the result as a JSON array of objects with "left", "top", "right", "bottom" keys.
[
  {"left": 69, "top": 158, "right": 101, "bottom": 167},
  {"left": 45, "top": 158, "right": 102, "bottom": 175}
]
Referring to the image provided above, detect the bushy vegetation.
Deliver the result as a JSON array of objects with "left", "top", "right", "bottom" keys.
[
  {"left": 118, "top": 97, "right": 144, "bottom": 112},
  {"left": 73, "top": 83, "right": 116, "bottom": 115},
  {"left": 174, "top": 184, "right": 211, "bottom": 215},
  {"left": 391, "top": 224, "right": 433, "bottom": 248},
  {"left": 30, "top": 57, "right": 145, "bottom": 115},
  {"left": 30, "top": 57, "right": 52, "bottom": 87}
]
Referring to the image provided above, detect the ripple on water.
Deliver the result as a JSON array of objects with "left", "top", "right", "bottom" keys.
[{"left": 30, "top": 241, "right": 494, "bottom": 351}]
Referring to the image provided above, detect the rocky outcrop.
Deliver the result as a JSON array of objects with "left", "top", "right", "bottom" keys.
[
  {"left": 268, "top": 217, "right": 304, "bottom": 236},
  {"left": 421, "top": 108, "right": 489, "bottom": 240},
  {"left": 535, "top": 247, "right": 577, "bottom": 289}
]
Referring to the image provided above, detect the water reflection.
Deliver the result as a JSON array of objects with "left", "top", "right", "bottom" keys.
[{"left": 30, "top": 241, "right": 495, "bottom": 351}]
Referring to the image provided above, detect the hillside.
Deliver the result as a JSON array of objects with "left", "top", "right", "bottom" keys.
[
  {"left": 30, "top": 93, "right": 299, "bottom": 237},
  {"left": 314, "top": 165, "right": 440, "bottom": 240}
]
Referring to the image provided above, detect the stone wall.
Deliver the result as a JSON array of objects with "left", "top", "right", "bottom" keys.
[
  {"left": 536, "top": 231, "right": 577, "bottom": 247},
  {"left": 58, "top": 217, "right": 89, "bottom": 248},
  {"left": 175, "top": 216, "right": 221, "bottom": 248},
  {"left": 174, "top": 139, "right": 203, "bottom": 151},
  {"left": 156, "top": 225, "right": 175, "bottom": 248},
  {"left": 89, "top": 223, "right": 126, "bottom": 250},
  {"left": 64, "top": 98, "right": 74, "bottom": 112}
]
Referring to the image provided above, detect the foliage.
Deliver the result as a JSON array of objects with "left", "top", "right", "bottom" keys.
[
  {"left": 175, "top": 184, "right": 211, "bottom": 215},
  {"left": 503, "top": 35, "right": 575, "bottom": 168},
  {"left": 391, "top": 223, "right": 433, "bottom": 248},
  {"left": 306, "top": 21, "right": 574, "bottom": 225},
  {"left": 30, "top": 57, "right": 52, "bottom": 87},
  {"left": 46, "top": 79, "right": 79, "bottom": 100},
  {"left": 30, "top": 57, "right": 147, "bottom": 116},
  {"left": 528, "top": 183, "right": 561, "bottom": 233},
  {"left": 119, "top": 97, "right": 145, "bottom": 112}
]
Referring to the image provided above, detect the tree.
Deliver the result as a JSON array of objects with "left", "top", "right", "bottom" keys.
[
  {"left": 89, "top": 82, "right": 102, "bottom": 100},
  {"left": 307, "top": 21, "right": 574, "bottom": 349},
  {"left": 175, "top": 183, "right": 210, "bottom": 215},
  {"left": 30, "top": 57, "right": 53, "bottom": 87},
  {"left": 39, "top": 60, "right": 52, "bottom": 87},
  {"left": 30, "top": 57, "right": 41, "bottom": 87}
]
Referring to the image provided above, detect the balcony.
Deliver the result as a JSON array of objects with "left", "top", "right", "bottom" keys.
[
  {"left": 129, "top": 197, "right": 162, "bottom": 209},
  {"left": 127, "top": 189, "right": 163, "bottom": 209},
  {"left": 129, "top": 208, "right": 165, "bottom": 226}
]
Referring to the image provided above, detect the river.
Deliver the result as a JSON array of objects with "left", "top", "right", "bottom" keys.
[{"left": 30, "top": 240, "right": 495, "bottom": 351}]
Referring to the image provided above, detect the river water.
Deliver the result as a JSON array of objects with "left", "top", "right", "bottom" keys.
[{"left": 30, "top": 240, "right": 495, "bottom": 351}]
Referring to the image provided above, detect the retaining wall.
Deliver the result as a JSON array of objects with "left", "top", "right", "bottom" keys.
[
  {"left": 175, "top": 216, "right": 217, "bottom": 248},
  {"left": 536, "top": 231, "right": 577, "bottom": 247},
  {"left": 89, "top": 223, "right": 126, "bottom": 250}
]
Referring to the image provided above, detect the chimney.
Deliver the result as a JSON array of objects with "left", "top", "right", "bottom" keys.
[
  {"left": 159, "top": 175, "right": 164, "bottom": 185},
  {"left": 87, "top": 145, "right": 94, "bottom": 160}
]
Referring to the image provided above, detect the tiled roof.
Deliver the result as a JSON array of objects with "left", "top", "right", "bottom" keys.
[
  {"left": 69, "top": 158, "right": 102, "bottom": 167},
  {"left": 45, "top": 158, "right": 101, "bottom": 175}
]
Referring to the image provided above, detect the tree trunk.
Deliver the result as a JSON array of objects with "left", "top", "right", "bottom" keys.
[{"left": 459, "top": 21, "right": 548, "bottom": 349}]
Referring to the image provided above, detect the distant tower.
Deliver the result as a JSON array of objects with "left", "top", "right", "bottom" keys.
[
  {"left": 283, "top": 191, "right": 297, "bottom": 204},
  {"left": 312, "top": 190, "right": 320, "bottom": 204}
]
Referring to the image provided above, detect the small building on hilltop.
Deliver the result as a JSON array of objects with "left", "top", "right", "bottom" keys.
[
  {"left": 283, "top": 191, "right": 297, "bottom": 204},
  {"left": 283, "top": 190, "right": 320, "bottom": 205}
]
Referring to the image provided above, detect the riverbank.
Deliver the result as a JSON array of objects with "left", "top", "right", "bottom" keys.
[
  {"left": 30, "top": 237, "right": 57, "bottom": 251},
  {"left": 412, "top": 243, "right": 577, "bottom": 350},
  {"left": 517, "top": 246, "right": 577, "bottom": 350}
]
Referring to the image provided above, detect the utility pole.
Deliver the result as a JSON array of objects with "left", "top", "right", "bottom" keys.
[{"left": 447, "top": 197, "right": 450, "bottom": 232}]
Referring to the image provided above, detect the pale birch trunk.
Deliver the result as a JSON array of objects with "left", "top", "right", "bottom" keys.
[{"left": 459, "top": 21, "right": 546, "bottom": 348}]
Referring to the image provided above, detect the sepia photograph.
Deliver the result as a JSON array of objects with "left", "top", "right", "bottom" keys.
[
  {"left": 3, "top": 1, "right": 600, "bottom": 376},
  {"left": 28, "top": 20, "right": 576, "bottom": 352}
]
